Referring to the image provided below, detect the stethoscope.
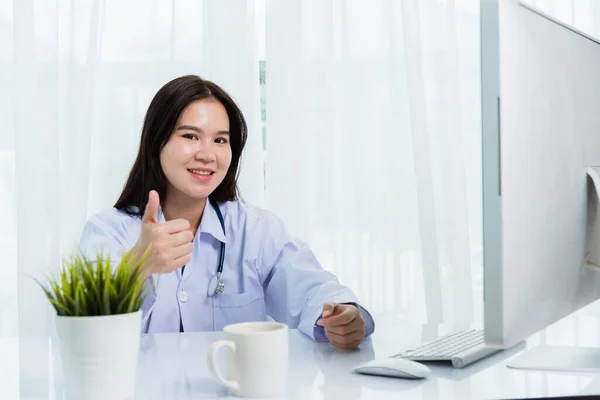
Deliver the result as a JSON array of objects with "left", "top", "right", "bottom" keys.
[{"left": 206, "top": 201, "right": 226, "bottom": 297}]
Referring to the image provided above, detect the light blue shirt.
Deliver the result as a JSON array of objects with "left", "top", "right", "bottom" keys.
[{"left": 78, "top": 199, "right": 375, "bottom": 342}]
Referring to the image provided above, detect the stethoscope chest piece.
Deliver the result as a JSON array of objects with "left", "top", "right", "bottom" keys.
[{"left": 208, "top": 272, "right": 225, "bottom": 297}]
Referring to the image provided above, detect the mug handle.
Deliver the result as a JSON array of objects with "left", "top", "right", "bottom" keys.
[{"left": 207, "top": 340, "right": 240, "bottom": 391}]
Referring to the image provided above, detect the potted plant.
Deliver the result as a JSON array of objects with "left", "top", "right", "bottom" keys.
[{"left": 37, "top": 249, "right": 149, "bottom": 400}]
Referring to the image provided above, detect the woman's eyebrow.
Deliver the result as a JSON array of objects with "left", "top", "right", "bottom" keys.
[
  {"left": 177, "top": 125, "right": 202, "bottom": 133},
  {"left": 176, "top": 125, "right": 230, "bottom": 136}
]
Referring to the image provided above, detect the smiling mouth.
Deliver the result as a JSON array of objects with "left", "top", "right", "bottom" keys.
[{"left": 188, "top": 169, "right": 214, "bottom": 176}]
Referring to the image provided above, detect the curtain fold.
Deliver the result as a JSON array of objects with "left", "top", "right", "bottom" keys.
[{"left": 264, "top": 0, "right": 482, "bottom": 324}]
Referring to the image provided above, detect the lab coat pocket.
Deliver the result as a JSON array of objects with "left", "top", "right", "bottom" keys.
[{"left": 212, "top": 285, "right": 267, "bottom": 331}]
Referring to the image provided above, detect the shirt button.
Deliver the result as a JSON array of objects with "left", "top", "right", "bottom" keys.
[{"left": 179, "top": 291, "right": 188, "bottom": 303}]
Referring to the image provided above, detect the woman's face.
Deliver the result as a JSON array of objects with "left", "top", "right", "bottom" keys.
[{"left": 160, "top": 99, "right": 232, "bottom": 202}]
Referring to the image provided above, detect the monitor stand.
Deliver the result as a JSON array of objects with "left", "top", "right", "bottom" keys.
[
  {"left": 507, "top": 345, "right": 600, "bottom": 372},
  {"left": 505, "top": 166, "right": 600, "bottom": 373}
]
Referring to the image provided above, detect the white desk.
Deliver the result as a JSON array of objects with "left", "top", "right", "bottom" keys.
[{"left": 6, "top": 305, "right": 600, "bottom": 399}]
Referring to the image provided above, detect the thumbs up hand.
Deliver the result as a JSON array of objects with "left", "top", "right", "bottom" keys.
[{"left": 133, "top": 190, "right": 194, "bottom": 276}]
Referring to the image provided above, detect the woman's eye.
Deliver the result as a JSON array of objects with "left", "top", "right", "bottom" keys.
[
  {"left": 182, "top": 133, "right": 198, "bottom": 140},
  {"left": 215, "top": 137, "right": 229, "bottom": 144}
]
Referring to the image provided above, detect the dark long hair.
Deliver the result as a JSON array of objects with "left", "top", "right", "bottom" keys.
[{"left": 114, "top": 75, "right": 247, "bottom": 215}]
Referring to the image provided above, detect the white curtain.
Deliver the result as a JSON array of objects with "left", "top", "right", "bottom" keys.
[
  {"left": 264, "top": 0, "right": 483, "bottom": 325},
  {"left": 0, "top": 0, "right": 262, "bottom": 396}
]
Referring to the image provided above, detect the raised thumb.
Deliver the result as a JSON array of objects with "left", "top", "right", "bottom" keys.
[
  {"left": 142, "top": 190, "right": 159, "bottom": 224},
  {"left": 321, "top": 302, "right": 337, "bottom": 318}
]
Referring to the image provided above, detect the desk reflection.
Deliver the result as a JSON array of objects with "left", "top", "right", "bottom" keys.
[
  {"left": 136, "top": 333, "right": 228, "bottom": 399},
  {"left": 134, "top": 330, "right": 420, "bottom": 400}
]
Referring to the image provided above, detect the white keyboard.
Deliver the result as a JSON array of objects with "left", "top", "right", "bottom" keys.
[{"left": 392, "top": 329, "right": 500, "bottom": 369}]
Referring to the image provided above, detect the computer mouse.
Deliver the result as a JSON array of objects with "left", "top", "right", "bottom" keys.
[{"left": 353, "top": 357, "right": 431, "bottom": 379}]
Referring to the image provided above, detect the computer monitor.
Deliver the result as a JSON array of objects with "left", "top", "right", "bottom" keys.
[{"left": 482, "top": 0, "right": 600, "bottom": 369}]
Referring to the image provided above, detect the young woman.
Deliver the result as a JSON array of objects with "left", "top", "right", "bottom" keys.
[{"left": 79, "top": 75, "right": 374, "bottom": 350}]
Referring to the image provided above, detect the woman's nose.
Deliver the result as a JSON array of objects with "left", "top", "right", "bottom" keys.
[{"left": 194, "top": 144, "right": 216, "bottom": 163}]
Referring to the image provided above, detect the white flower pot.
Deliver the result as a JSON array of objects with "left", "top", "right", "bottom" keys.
[{"left": 55, "top": 310, "right": 142, "bottom": 400}]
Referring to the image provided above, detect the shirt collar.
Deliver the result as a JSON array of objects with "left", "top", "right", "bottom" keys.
[
  {"left": 198, "top": 198, "right": 227, "bottom": 244},
  {"left": 155, "top": 198, "right": 227, "bottom": 244}
]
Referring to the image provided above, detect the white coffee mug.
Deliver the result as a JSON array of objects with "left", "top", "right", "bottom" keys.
[{"left": 207, "top": 321, "right": 289, "bottom": 398}]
